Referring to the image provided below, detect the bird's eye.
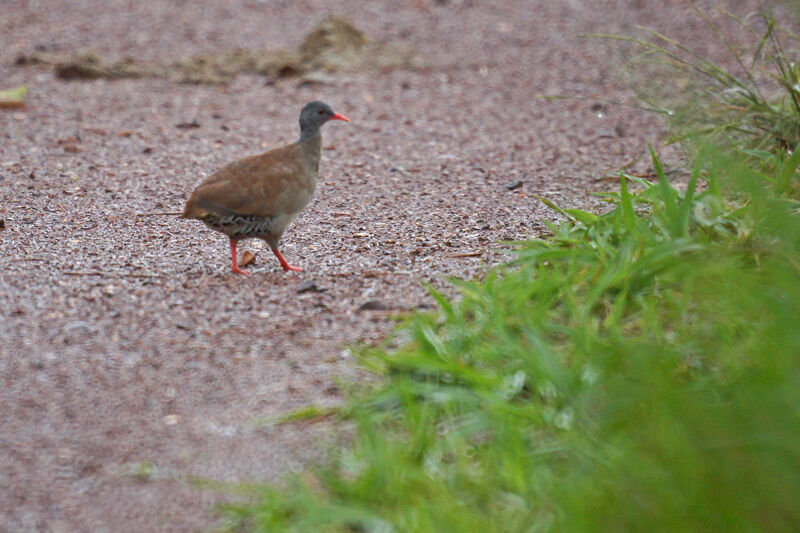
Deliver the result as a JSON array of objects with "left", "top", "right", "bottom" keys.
[{"left": 318, "top": 109, "right": 325, "bottom": 114}]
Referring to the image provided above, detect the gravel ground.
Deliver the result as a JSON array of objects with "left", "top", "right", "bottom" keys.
[{"left": 0, "top": 0, "right": 759, "bottom": 530}]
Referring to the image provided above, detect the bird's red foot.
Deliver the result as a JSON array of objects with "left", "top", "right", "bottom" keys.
[
  {"left": 272, "top": 248, "right": 303, "bottom": 273},
  {"left": 229, "top": 238, "right": 250, "bottom": 275}
]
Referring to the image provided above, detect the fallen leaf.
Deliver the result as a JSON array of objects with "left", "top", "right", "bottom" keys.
[
  {"left": 0, "top": 219, "right": 5, "bottom": 230},
  {"left": 239, "top": 250, "right": 256, "bottom": 267},
  {"left": 0, "top": 86, "right": 27, "bottom": 110},
  {"left": 175, "top": 121, "right": 200, "bottom": 129},
  {"left": 505, "top": 180, "right": 524, "bottom": 191}
]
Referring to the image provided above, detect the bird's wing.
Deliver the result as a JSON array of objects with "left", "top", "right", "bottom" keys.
[{"left": 183, "top": 144, "right": 311, "bottom": 220}]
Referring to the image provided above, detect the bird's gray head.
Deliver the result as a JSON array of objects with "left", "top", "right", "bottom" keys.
[{"left": 299, "top": 101, "right": 349, "bottom": 139}]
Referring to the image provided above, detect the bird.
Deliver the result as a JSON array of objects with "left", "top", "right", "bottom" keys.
[{"left": 182, "top": 101, "right": 349, "bottom": 275}]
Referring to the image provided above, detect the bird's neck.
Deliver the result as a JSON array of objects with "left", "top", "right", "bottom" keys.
[
  {"left": 299, "top": 124, "right": 322, "bottom": 142},
  {"left": 299, "top": 127, "right": 321, "bottom": 150},
  {"left": 298, "top": 129, "right": 322, "bottom": 171}
]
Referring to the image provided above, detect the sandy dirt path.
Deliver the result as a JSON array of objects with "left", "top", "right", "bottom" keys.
[{"left": 0, "top": 0, "right": 754, "bottom": 530}]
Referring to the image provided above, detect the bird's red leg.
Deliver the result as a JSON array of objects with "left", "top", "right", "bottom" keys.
[
  {"left": 230, "top": 238, "right": 250, "bottom": 275},
  {"left": 271, "top": 248, "right": 303, "bottom": 272}
]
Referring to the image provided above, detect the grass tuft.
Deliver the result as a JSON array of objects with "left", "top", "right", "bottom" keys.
[
  {"left": 217, "top": 146, "right": 800, "bottom": 531},
  {"left": 592, "top": 3, "right": 800, "bottom": 192},
  {"left": 215, "top": 5, "right": 800, "bottom": 531}
]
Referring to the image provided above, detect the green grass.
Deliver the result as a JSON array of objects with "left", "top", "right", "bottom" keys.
[
  {"left": 217, "top": 146, "right": 800, "bottom": 532},
  {"left": 591, "top": 2, "right": 800, "bottom": 187},
  {"left": 217, "top": 5, "right": 800, "bottom": 531}
]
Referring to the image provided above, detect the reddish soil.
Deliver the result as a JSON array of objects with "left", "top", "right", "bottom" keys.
[{"left": 0, "top": 0, "right": 757, "bottom": 530}]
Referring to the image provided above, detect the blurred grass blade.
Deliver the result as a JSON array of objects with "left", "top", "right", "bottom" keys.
[
  {"left": 675, "top": 146, "right": 705, "bottom": 235},
  {"left": 536, "top": 195, "right": 575, "bottom": 221},
  {"left": 776, "top": 142, "right": 800, "bottom": 194},
  {"left": 248, "top": 405, "right": 344, "bottom": 427},
  {"left": 649, "top": 144, "right": 680, "bottom": 234},
  {"left": 563, "top": 208, "right": 599, "bottom": 225},
  {"left": 619, "top": 172, "right": 637, "bottom": 231}
]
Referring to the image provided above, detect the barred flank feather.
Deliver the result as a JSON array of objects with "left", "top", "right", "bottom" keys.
[{"left": 200, "top": 214, "right": 274, "bottom": 239}]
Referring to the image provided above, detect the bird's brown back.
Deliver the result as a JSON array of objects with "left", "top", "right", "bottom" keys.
[{"left": 182, "top": 140, "right": 319, "bottom": 221}]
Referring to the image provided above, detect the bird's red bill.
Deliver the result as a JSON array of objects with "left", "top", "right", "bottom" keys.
[{"left": 331, "top": 112, "right": 350, "bottom": 122}]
